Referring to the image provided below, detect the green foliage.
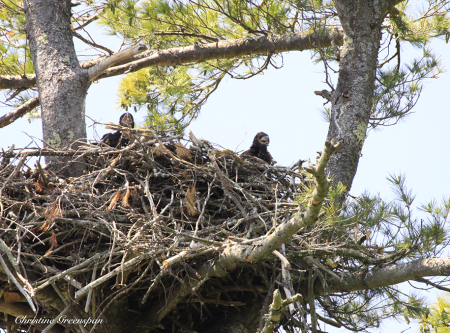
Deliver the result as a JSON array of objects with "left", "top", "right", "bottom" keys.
[
  {"left": 389, "top": 2, "right": 450, "bottom": 46},
  {"left": 118, "top": 63, "right": 228, "bottom": 133},
  {"left": 386, "top": 174, "right": 450, "bottom": 257},
  {"left": 294, "top": 170, "right": 449, "bottom": 331},
  {"left": 370, "top": 49, "right": 442, "bottom": 128},
  {"left": 0, "top": 0, "right": 33, "bottom": 75},
  {"left": 0, "top": 0, "right": 36, "bottom": 107},
  {"left": 418, "top": 294, "right": 450, "bottom": 333}
]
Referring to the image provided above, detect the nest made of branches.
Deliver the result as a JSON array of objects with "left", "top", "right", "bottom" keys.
[{"left": 0, "top": 128, "right": 333, "bottom": 333}]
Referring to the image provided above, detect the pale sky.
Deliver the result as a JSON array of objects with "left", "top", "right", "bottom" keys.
[{"left": 1, "top": 24, "right": 449, "bottom": 333}]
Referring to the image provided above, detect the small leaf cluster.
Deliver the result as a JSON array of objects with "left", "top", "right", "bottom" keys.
[{"left": 418, "top": 293, "right": 450, "bottom": 333}]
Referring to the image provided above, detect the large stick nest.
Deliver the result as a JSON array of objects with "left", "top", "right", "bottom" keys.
[{"left": 0, "top": 128, "right": 330, "bottom": 333}]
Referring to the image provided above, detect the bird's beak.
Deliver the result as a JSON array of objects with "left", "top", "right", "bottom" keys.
[{"left": 259, "top": 136, "right": 270, "bottom": 146}]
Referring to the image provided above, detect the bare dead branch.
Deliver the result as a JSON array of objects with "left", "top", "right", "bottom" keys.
[
  {"left": 0, "top": 96, "right": 40, "bottom": 128},
  {"left": 88, "top": 44, "right": 148, "bottom": 81}
]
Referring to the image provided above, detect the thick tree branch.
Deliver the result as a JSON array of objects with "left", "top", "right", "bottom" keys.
[
  {"left": 0, "top": 97, "right": 40, "bottom": 128},
  {"left": 327, "top": 257, "right": 450, "bottom": 294},
  {"left": 0, "top": 75, "right": 36, "bottom": 90},
  {"left": 97, "top": 29, "right": 344, "bottom": 79},
  {"left": 0, "top": 29, "right": 344, "bottom": 90}
]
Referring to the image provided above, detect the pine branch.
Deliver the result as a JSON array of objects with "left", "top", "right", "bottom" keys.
[
  {"left": 98, "top": 29, "right": 344, "bottom": 79},
  {"left": 0, "top": 29, "right": 344, "bottom": 90}
]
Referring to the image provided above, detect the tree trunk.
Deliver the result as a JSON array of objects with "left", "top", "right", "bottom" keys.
[
  {"left": 326, "top": 0, "right": 387, "bottom": 192},
  {"left": 24, "top": 0, "right": 89, "bottom": 176}
]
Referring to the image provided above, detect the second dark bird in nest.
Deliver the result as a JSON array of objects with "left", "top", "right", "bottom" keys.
[
  {"left": 241, "top": 132, "right": 273, "bottom": 163},
  {"left": 101, "top": 112, "right": 135, "bottom": 148}
]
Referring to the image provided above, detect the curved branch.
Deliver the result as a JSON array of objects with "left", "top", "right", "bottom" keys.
[
  {"left": 73, "top": 7, "right": 105, "bottom": 31},
  {"left": 72, "top": 31, "right": 114, "bottom": 55},
  {"left": 0, "top": 97, "right": 40, "bottom": 128}
]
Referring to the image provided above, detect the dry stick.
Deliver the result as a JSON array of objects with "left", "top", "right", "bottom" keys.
[
  {"left": 308, "top": 270, "right": 318, "bottom": 333},
  {"left": 73, "top": 30, "right": 114, "bottom": 55},
  {"left": 34, "top": 253, "right": 102, "bottom": 292},
  {"left": 0, "top": 239, "right": 36, "bottom": 296},
  {"left": 0, "top": 253, "right": 37, "bottom": 313},
  {"left": 127, "top": 192, "right": 174, "bottom": 244},
  {"left": 272, "top": 249, "right": 291, "bottom": 270},
  {"left": 40, "top": 304, "right": 70, "bottom": 333},
  {"left": 165, "top": 248, "right": 214, "bottom": 269},
  {"left": 192, "top": 176, "right": 215, "bottom": 239},
  {"left": 49, "top": 283, "right": 90, "bottom": 333},
  {"left": 21, "top": 258, "right": 83, "bottom": 290},
  {"left": 89, "top": 259, "right": 155, "bottom": 332},
  {"left": 157, "top": 224, "right": 223, "bottom": 247},
  {"left": 282, "top": 293, "right": 304, "bottom": 307},
  {"left": 277, "top": 244, "right": 295, "bottom": 315},
  {"left": 141, "top": 268, "right": 164, "bottom": 304},
  {"left": 75, "top": 250, "right": 162, "bottom": 300},
  {"left": 207, "top": 154, "right": 247, "bottom": 216},
  {"left": 1, "top": 150, "right": 28, "bottom": 192},
  {"left": 304, "top": 256, "right": 341, "bottom": 282},
  {"left": 73, "top": 6, "right": 105, "bottom": 31},
  {"left": 144, "top": 172, "right": 158, "bottom": 218}
]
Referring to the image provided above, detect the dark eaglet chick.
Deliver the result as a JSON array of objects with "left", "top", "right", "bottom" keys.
[
  {"left": 241, "top": 132, "right": 273, "bottom": 163},
  {"left": 101, "top": 112, "right": 135, "bottom": 148}
]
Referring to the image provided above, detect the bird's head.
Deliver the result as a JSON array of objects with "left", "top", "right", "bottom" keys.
[
  {"left": 119, "top": 112, "right": 135, "bottom": 128},
  {"left": 254, "top": 132, "right": 270, "bottom": 147}
]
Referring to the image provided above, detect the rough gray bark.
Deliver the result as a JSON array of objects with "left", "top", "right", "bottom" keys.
[
  {"left": 326, "top": 0, "right": 389, "bottom": 191},
  {"left": 24, "top": 0, "right": 89, "bottom": 176}
]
